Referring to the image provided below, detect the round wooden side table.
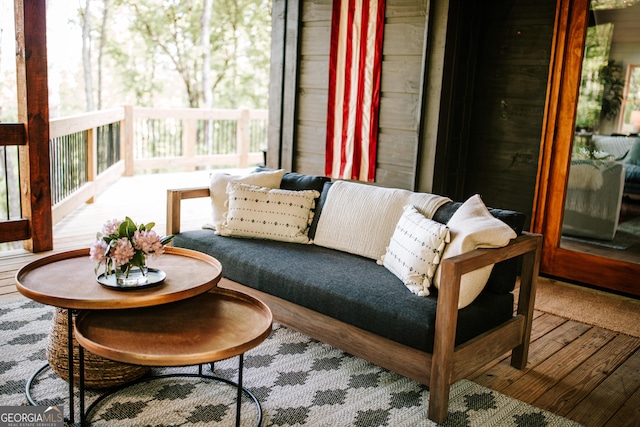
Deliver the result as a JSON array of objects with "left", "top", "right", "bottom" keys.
[
  {"left": 74, "top": 288, "right": 273, "bottom": 427},
  {"left": 15, "top": 246, "right": 223, "bottom": 424}
]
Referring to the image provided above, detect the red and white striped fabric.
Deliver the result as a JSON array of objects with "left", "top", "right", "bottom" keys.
[{"left": 325, "top": 0, "right": 386, "bottom": 182}]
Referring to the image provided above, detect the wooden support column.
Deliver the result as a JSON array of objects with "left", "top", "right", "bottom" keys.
[{"left": 15, "top": 0, "right": 53, "bottom": 252}]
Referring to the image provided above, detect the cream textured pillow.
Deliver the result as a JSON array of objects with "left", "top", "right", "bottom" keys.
[
  {"left": 209, "top": 169, "right": 285, "bottom": 229},
  {"left": 313, "top": 181, "right": 451, "bottom": 260},
  {"left": 216, "top": 182, "right": 320, "bottom": 243},
  {"left": 433, "top": 194, "right": 517, "bottom": 308},
  {"left": 378, "top": 206, "right": 450, "bottom": 296}
]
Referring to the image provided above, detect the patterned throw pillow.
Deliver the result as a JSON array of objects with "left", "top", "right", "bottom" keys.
[
  {"left": 208, "top": 169, "right": 285, "bottom": 230},
  {"left": 378, "top": 205, "right": 450, "bottom": 296},
  {"left": 216, "top": 182, "right": 320, "bottom": 243}
]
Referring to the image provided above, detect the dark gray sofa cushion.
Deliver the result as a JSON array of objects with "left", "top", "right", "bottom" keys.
[{"left": 173, "top": 230, "right": 514, "bottom": 353}]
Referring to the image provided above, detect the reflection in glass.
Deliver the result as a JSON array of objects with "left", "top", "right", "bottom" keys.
[
  {"left": 620, "top": 64, "right": 640, "bottom": 133},
  {"left": 561, "top": 0, "right": 640, "bottom": 265}
]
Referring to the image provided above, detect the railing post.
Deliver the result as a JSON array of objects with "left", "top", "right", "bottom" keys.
[
  {"left": 86, "top": 126, "right": 97, "bottom": 203},
  {"left": 237, "top": 108, "right": 250, "bottom": 168},
  {"left": 123, "top": 105, "right": 135, "bottom": 176},
  {"left": 183, "top": 117, "right": 197, "bottom": 172}
]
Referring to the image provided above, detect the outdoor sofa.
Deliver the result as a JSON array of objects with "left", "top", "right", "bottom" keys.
[{"left": 166, "top": 169, "right": 542, "bottom": 423}]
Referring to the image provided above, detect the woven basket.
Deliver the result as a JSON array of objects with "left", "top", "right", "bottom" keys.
[{"left": 47, "top": 308, "right": 150, "bottom": 389}]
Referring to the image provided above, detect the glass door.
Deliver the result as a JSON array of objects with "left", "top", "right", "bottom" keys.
[
  {"left": 559, "top": 1, "right": 640, "bottom": 266},
  {"left": 534, "top": 0, "right": 640, "bottom": 297}
]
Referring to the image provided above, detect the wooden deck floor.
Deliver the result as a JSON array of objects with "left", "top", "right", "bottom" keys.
[
  {"left": 0, "top": 170, "right": 219, "bottom": 297},
  {"left": 1, "top": 171, "right": 639, "bottom": 426}
]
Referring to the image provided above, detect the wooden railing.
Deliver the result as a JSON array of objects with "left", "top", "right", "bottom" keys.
[
  {"left": 125, "top": 106, "right": 267, "bottom": 174},
  {"left": 48, "top": 108, "right": 126, "bottom": 224},
  {"left": 1, "top": 106, "right": 267, "bottom": 247}
]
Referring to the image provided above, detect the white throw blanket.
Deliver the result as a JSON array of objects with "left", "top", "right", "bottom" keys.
[
  {"left": 313, "top": 180, "right": 452, "bottom": 260},
  {"left": 567, "top": 163, "right": 604, "bottom": 191}
]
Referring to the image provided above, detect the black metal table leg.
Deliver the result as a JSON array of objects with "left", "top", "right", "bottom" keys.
[
  {"left": 237, "top": 354, "right": 244, "bottom": 427},
  {"left": 79, "top": 345, "right": 85, "bottom": 427},
  {"left": 25, "top": 309, "right": 77, "bottom": 425},
  {"left": 67, "top": 309, "right": 75, "bottom": 424},
  {"left": 25, "top": 363, "right": 49, "bottom": 405},
  {"left": 81, "top": 355, "right": 262, "bottom": 426}
]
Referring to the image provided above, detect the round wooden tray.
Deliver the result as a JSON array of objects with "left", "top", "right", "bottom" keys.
[
  {"left": 16, "top": 246, "right": 222, "bottom": 310},
  {"left": 74, "top": 288, "right": 273, "bottom": 366},
  {"left": 47, "top": 308, "right": 150, "bottom": 389}
]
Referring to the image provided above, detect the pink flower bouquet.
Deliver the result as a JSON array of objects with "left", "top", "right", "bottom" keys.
[{"left": 90, "top": 217, "right": 174, "bottom": 279}]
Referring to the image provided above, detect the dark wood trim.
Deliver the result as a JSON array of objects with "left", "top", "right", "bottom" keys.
[
  {"left": 0, "top": 219, "right": 30, "bottom": 243},
  {"left": 15, "top": 0, "right": 53, "bottom": 252},
  {"left": 267, "top": 0, "right": 287, "bottom": 169},
  {"left": 281, "top": 0, "right": 301, "bottom": 172},
  {"left": 267, "top": 0, "right": 301, "bottom": 171},
  {"left": 417, "top": 0, "right": 450, "bottom": 193},
  {"left": 0, "top": 124, "right": 27, "bottom": 146},
  {"left": 532, "top": 0, "right": 640, "bottom": 297}
]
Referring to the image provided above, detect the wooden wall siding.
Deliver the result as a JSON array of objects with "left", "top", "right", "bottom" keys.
[
  {"left": 459, "top": 0, "right": 556, "bottom": 223},
  {"left": 270, "top": 0, "right": 556, "bottom": 211},
  {"left": 290, "top": 0, "right": 430, "bottom": 189}
]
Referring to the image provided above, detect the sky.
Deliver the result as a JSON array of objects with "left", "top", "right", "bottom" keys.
[
  {"left": 1, "top": 0, "right": 81, "bottom": 70},
  {"left": 1, "top": 1, "right": 82, "bottom": 118}
]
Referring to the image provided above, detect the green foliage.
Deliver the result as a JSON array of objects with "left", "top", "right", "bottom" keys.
[
  {"left": 104, "top": 0, "right": 271, "bottom": 109},
  {"left": 599, "top": 60, "right": 624, "bottom": 121},
  {"left": 628, "top": 67, "right": 640, "bottom": 111},
  {"left": 575, "top": 23, "right": 613, "bottom": 130}
]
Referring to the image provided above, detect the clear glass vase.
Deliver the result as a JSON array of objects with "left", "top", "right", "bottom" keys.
[{"left": 115, "top": 265, "right": 149, "bottom": 287}]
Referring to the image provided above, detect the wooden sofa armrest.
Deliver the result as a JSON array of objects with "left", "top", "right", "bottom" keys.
[
  {"left": 166, "top": 186, "right": 210, "bottom": 235},
  {"left": 434, "top": 232, "right": 542, "bottom": 355},
  {"left": 429, "top": 232, "right": 542, "bottom": 421},
  {"left": 435, "top": 231, "right": 542, "bottom": 344}
]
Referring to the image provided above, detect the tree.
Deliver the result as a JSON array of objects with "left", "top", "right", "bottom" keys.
[
  {"left": 1, "top": 0, "right": 272, "bottom": 114},
  {"left": 119, "top": 0, "right": 210, "bottom": 108},
  {"left": 212, "top": 0, "right": 271, "bottom": 108},
  {"left": 80, "top": 0, "right": 94, "bottom": 111},
  {"left": 202, "top": 0, "right": 213, "bottom": 109},
  {"left": 97, "top": 0, "right": 111, "bottom": 110},
  {"left": 107, "top": 0, "right": 271, "bottom": 109}
]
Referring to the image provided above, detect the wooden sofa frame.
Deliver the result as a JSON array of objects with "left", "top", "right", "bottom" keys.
[{"left": 167, "top": 186, "right": 543, "bottom": 423}]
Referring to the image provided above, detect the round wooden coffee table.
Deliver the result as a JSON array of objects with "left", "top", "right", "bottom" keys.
[
  {"left": 15, "top": 246, "right": 223, "bottom": 423},
  {"left": 74, "top": 288, "right": 273, "bottom": 426},
  {"left": 16, "top": 246, "right": 222, "bottom": 309}
]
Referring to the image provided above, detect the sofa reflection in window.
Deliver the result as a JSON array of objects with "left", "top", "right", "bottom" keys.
[
  {"left": 563, "top": 159, "right": 624, "bottom": 241},
  {"left": 562, "top": 135, "right": 640, "bottom": 241}
]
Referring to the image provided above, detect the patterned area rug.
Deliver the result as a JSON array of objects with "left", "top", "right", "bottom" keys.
[{"left": 0, "top": 296, "right": 583, "bottom": 426}]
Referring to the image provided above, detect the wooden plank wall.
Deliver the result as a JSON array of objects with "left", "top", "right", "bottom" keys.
[
  {"left": 459, "top": 0, "right": 557, "bottom": 222},
  {"left": 270, "top": 0, "right": 559, "bottom": 222},
  {"left": 292, "top": 0, "right": 430, "bottom": 190}
]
